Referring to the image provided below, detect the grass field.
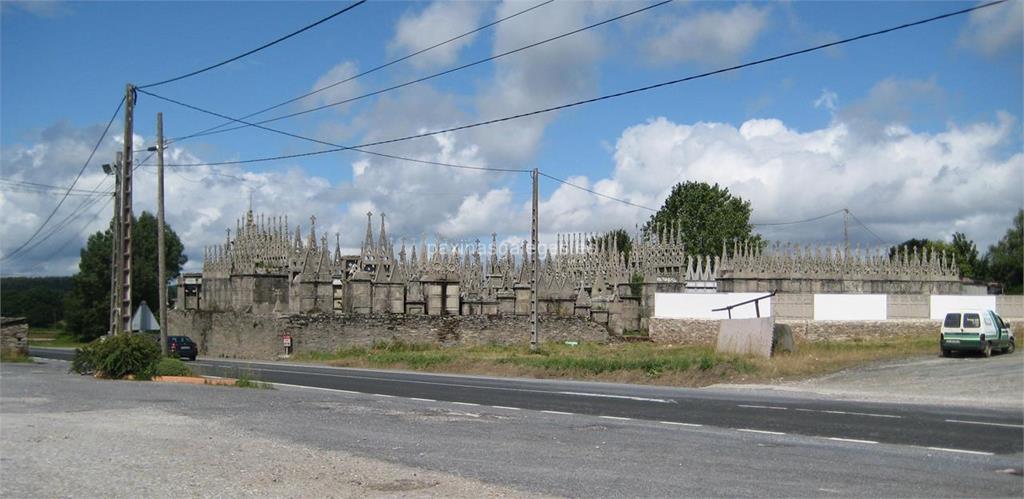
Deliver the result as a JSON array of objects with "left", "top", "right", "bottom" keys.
[
  {"left": 26, "top": 327, "right": 85, "bottom": 348},
  {"left": 294, "top": 333, "right": 939, "bottom": 387}
]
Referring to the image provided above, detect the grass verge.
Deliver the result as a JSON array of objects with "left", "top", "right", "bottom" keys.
[
  {"left": 1, "top": 350, "right": 33, "bottom": 363},
  {"left": 27, "top": 327, "right": 85, "bottom": 348},
  {"left": 293, "top": 334, "right": 940, "bottom": 387}
]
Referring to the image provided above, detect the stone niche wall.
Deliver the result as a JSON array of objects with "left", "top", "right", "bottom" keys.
[
  {"left": 168, "top": 310, "right": 608, "bottom": 359},
  {"left": 649, "top": 317, "right": 939, "bottom": 345},
  {"left": 0, "top": 318, "right": 29, "bottom": 356}
]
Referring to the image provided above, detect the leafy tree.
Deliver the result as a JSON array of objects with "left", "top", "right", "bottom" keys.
[
  {"left": 590, "top": 229, "right": 632, "bottom": 263},
  {"left": 0, "top": 277, "right": 71, "bottom": 327},
  {"left": 64, "top": 212, "right": 186, "bottom": 341},
  {"left": 986, "top": 209, "right": 1023, "bottom": 294},
  {"left": 950, "top": 232, "right": 981, "bottom": 279},
  {"left": 645, "top": 181, "right": 762, "bottom": 257}
]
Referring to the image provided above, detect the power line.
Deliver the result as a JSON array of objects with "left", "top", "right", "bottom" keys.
[
  {"left": 175, "top": 0, "right": 555, "bottom": 142},
  {"left": 138, "top": 1, "right": 367, "bottom": 89},
  {"left": 158, "top": 0, "right": 1006, "bottom": 171},
  {"left": 847, "top": 210, "right": 889, "bottom": 245},
  {"left": 538, "top": 171, "right": 656, "bottom": 211},
  {"left": 140, "top": 89, "right": 528, "bottom": 173},
  {"left": 2, "top": 97, "right": 124, "bottom": 262},
  {"left": 171, "top": 0, "right": 671, "bottom": 143},
  {"left": 752, "top": 209, "right": 846, "bottom": 227}
]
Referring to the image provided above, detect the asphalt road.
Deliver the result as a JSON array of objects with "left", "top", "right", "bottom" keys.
[
  {"left": 31, "top": 347, "right": 1024, "bottom": 455},
  {"left": 7, "top": 357, "right": 1024, "bottom": 497}
]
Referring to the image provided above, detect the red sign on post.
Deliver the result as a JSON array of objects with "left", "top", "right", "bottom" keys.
[{"left": 282, "top": 335, "right": 292, "bottom": 348}]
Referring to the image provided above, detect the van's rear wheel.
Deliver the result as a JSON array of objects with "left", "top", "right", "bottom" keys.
[
  {"left": 981, "top": 341, "right": 992, "bottom": 358},
  {"left": 941, "top": 348, "right": 951, "bottom": 358},
  {"left": 1003, "top": 339, "right": 1015, "bottom": 355}
]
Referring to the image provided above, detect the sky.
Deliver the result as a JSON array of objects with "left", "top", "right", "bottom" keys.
[{"left": 1, "top": 0, "right": 1021, "bottom": 276}]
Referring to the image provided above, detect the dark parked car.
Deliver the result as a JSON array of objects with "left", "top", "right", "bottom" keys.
[{"left": 168, "top": 336, "right": 198, "bottom": 361}]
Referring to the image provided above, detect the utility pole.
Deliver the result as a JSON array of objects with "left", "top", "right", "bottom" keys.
[
  {"left": 107, "top": 152, "right": 122, "bottom": 336},
  {"left": 530, "top": 168, "right": 539, "bottom": 351},
  {"left": 117, "top": 83, "right": 135, "bottom": 334},
  {"left": 155, "top": 112, "right": 168, "bottom": 354},
  {"left": 843, "top": 208, "right": 850, "bottom": 255}
]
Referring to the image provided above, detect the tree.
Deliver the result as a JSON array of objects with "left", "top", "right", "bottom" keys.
[
  {"left": 64, "top": 212, "right": 187, "bottom": 341},
  {"left": 986, "top": 209, "right": 1023, "bottom": 294},
  {"left": 590, "top": 229, "right": 632, "bottom": 263},
  {"left": 645, "top": 181, "right": 762, "bottom": 257},
  {"left": 949, "top": 232, "right": 981, "bottom": 279}
]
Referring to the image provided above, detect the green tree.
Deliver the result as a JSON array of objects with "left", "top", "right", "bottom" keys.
[
  {"left": 949, "top": 232, "right": 981, "bottom": 279},
  {"left": 645, "top": 181, "right": 762, "bottom": 257},
  {"left": 590, "top": 229, "right": 632, "bottom": 263},
  {"left": 64, "top": 212, "right": 186, "bottom": 341},
  {"left": 986, "top": 209, "right": 1023, "bottom": 294}
]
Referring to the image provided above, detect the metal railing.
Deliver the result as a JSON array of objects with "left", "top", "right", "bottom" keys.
[{"left": 711, "top": 290, "right": 777, "bottom": 319}]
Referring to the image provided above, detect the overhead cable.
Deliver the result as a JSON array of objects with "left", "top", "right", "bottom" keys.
[
  {"left": 171, "top": 0, "right": 671, "bottom": 142},
  {"left": 175, "top": 0, "right": 555, "bottom": 141},
  {"left": 538, "top": 171, "right": 656, "bottom": 211},
  {"left": 141, "top": 89, "right": 528, "bottom": 173},
  {"left": 2, "top": 97, "right": 124, "bottom": 262},
  {"left": 138, "top": 1, "right": 366, "bottom": 89},
  {"left": 157, "top": 0, "right": 1006, "bottom": 170},
  {"left": 752, "top": 209, "right": 846, "bottom": 227}
]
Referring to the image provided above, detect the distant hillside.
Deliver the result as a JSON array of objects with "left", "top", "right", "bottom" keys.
[{"left": 1, "top": 276, "right": 73, "bottom": 327}]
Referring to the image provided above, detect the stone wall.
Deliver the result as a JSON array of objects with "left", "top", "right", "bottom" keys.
[
  {"left": 1, "top": 317, "right": 29, "bottom": 357},
  {"left": 168, "top": 310, "right": 608, "bottom": 359},
  {"left": 997, "top": 295, "right": 1024, "bottom": 321},
  {"left": 649, "top": 317, "right": 940, "bottom": 345}
]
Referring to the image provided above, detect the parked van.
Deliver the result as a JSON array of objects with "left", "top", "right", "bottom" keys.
[{"left": 940, "top": 309, "right": 1014, "bottom": 357}]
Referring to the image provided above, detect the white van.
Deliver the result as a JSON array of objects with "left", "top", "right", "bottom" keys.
[{"left": 940, "top": 309, "right": 1015, "bottom": 357}]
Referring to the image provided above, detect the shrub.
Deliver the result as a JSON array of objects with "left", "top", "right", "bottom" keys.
[
  {"left": 154, "top": 357, "right": 192, "bottom": 377},
  {"left": 70, "top": 334, "right": 161, "bottom": 379}
]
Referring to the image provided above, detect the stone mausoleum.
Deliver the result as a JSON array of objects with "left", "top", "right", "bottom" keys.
[{"left": 169, "top": 208, "right": 973, "bottom": 357}]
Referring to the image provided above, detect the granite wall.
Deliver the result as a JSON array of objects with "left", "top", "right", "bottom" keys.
[{"left": 168, "top": 310, "right": 609, "bottom": 359}]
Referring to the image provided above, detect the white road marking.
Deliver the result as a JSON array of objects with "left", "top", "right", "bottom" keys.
[
  {"left": 826, "top": 437, "right": 878, "bottom": 444},
  {"left": 795, "top": 408, "right": 901, "bottom": 419},
  {"left": 557, "top": 391, "right": 676, "bottom": 404},
  {"left": 737, "top": 429, "right": 786, "bottom": 435},
  {"left": 268, "top": 382, "right": 362, "bottom": 394},
  {"left": 409, "top": 397, "right": 436, "bottom": 402},
  {"left": 599, "top": 416, "right": 632, "bottom": 421},
  {"left": 926, "top": 447, "right": 994, "bottom": 456},
  {"left": 452, "top": 402, "right": 480, "bottom": 407},
  {"left": 737, "top": 404, "right": 787, "bottom": 410},
  {"left": 541, "top": 410, "right": 573, "bottom": 415},
  {"left": 491, "top": 406, "right": 521, "bottom": 411},
  {"left": 660, "top": 421, "right": 703, "bottom": 427},
  {"left": 373, "top": 393, "right": 393, "bottom": 398},
  {"left": 945, "top": 419, "right": 1023, "bottom": 429}
]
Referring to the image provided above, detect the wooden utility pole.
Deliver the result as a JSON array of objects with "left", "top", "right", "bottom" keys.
[
  {"left": 117, "top": 83, "right": 135, "bottom": 334},
  {"left": 109, "top": 152, "right": 122, "bottom": 336},
  {"left": 156, "top": 112, "right": 168, "bottom": 354},
  {"left": 530, "top": 168, "right": 539, "bottom": 351}
]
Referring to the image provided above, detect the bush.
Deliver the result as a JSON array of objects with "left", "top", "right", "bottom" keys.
[
  {"left": 71, "top": 334, "right": 161, "bottom": 379},
  {"left": 154, "top": 357, "right": 192, "bottom": 377}
]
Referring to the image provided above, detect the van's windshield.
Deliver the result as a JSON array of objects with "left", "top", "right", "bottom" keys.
[{"left": 943, "top": 313, "right": 961, "bottom": 328}]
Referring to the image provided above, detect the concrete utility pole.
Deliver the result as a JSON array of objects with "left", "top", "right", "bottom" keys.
[
  {"left": 155, "top": 112, "right": 168, "bottom": 354},
  {"left": 117, "top": 83, "right": 135, "bottom": 334},
  {"left": 530, "top": 168, "right": 539, "bottom": 351},
  {"left": 107, "top": 152, "right": 122, "bottom": 336}
]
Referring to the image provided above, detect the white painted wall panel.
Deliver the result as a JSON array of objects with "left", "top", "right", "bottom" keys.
[
  {"left": 930, "top": 295, "right": 996, "bottom": 320},
  {"left": 813, "top": 294, "right": 887, "bottom": 321},
  {"left": 655, "top": 293, "right": 772, "bottom": 320}
]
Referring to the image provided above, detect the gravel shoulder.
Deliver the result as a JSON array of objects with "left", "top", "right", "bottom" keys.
[
  {"left": 711, "top": 352, "right": 1024, "bottom": 410},
  {"left": 0, "top": 362, "right": 538, "bottom": 498}
]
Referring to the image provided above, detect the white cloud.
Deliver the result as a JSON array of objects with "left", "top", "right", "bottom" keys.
[
  {"left": 958, "top": 0, "right": 1023, "bottom": 56},
  {"left": 813, "top": 89, "right": 838, "bottom": 112},
  {"left": 541, "top": 111, "right": 1022, "bottom": 251},
  {"left": 645, "top": 4, "right": 770, "bottom": 65},
  {"left": 389, "top": 1, "right": 486, "bottom": 69},
  {"left": 304, "top": 61, "right": 362, "bottom": 112}
]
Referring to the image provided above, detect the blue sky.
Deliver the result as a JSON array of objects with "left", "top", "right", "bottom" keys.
[{"left": 1, "top": 0, "right": 1021, "bottom": 275}]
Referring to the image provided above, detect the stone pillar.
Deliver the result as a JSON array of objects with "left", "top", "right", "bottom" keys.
[
  {"left": 445, "top": 284, "right": 460, "bottom": 315},
  {"left": 513, "top": 284, "right": 531, "bottom": 316}
]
